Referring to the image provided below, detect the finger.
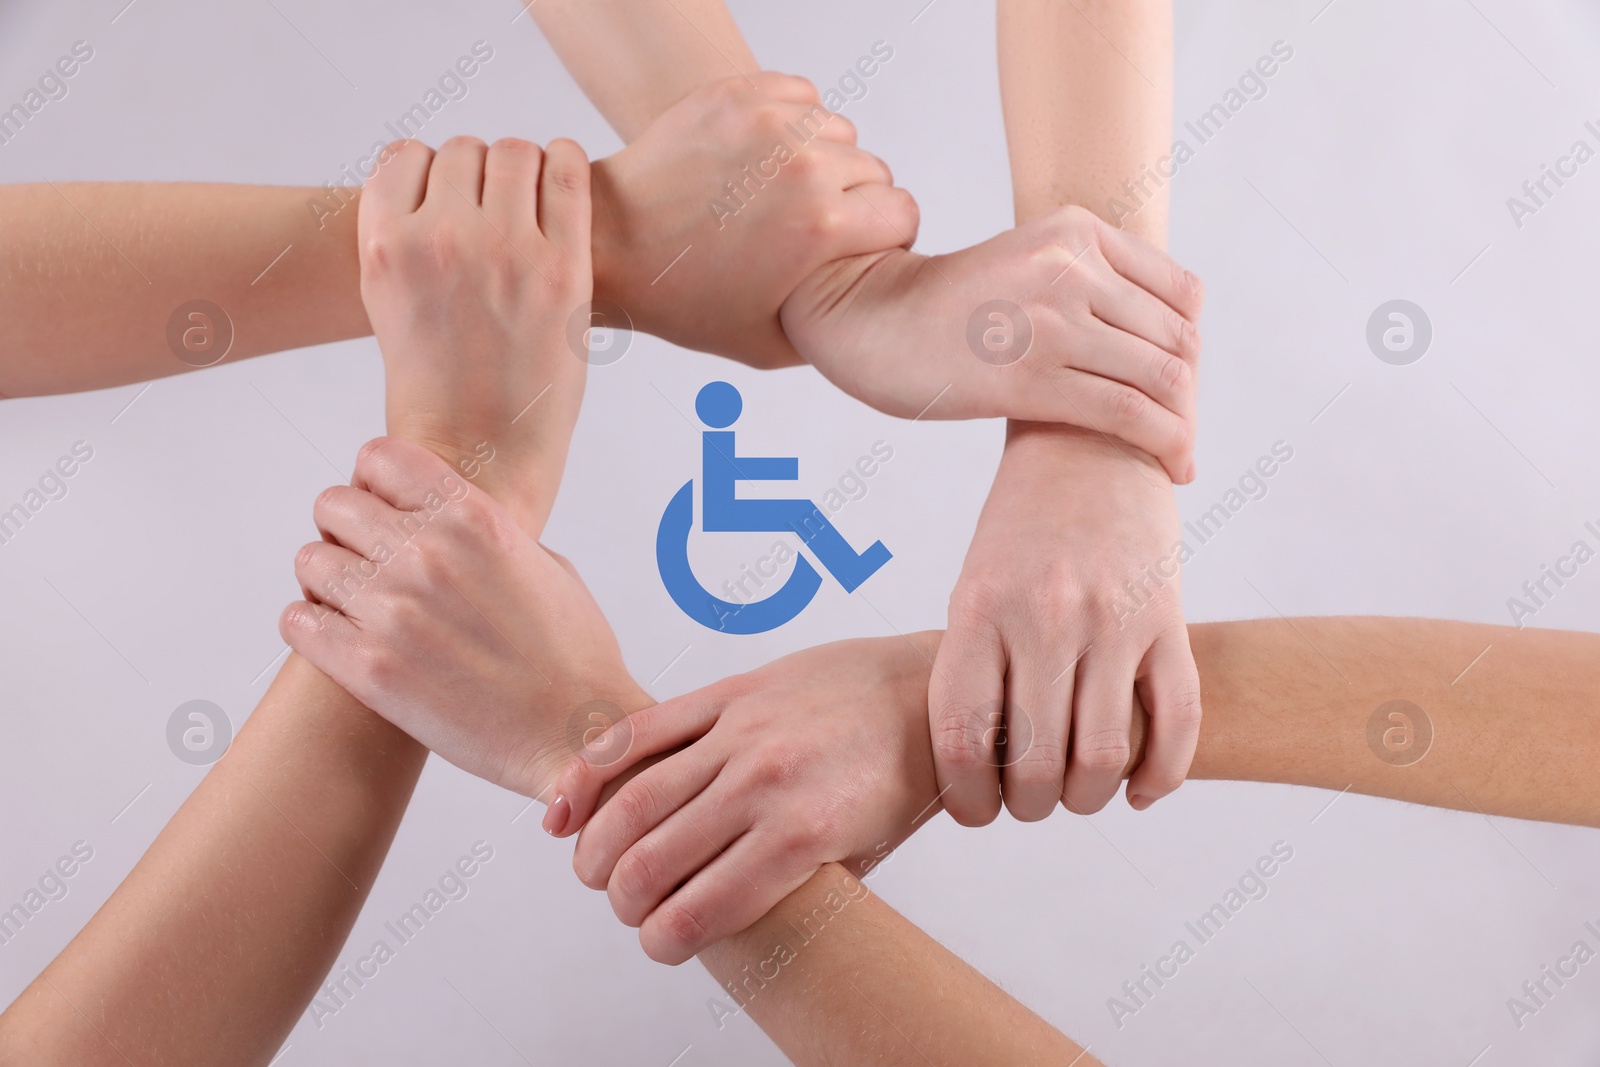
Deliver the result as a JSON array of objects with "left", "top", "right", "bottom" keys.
[
  {"left": 481, "top": 137, "right": 543, "bottom": 233},
  {"left": 804, "top": 142, "right": 893, "bottom": 191},
  {"left": 1000, "top": 649, "right": 1075, "bottom": 823},
  {"left": 1096, "top": 222, "right": 1206, "bottom": 323},
  {"left": 311, "top": 484, "right": 406, "bottom": 559},
  {"left": 536, "top": 137, "right": 592, "bottom": 253},
  {"left": 573, "top": 743, "right": 726, "bottom": 891},
  {"left": 1059, "top": 318, "right": 1196, "bottom": 429},
  {"left": 424, "top": 134, "right": 488, "bottom": 210},
  {"left": 784, "top": 101, "right": 856, "bottom": 145},
  {"left": 1125, "top": 628, "right": 1203, "bottom": 810},
  {"left": 832, "top": 184, "right": 921, "bottom": 257},
  {"left": 604, "top": 782, "right": 745, "bottom": 928},
  {"left": 1087, "top": 263, "right": 1202, "bottom": 368},
  {"left": 351, "top": 437, "right": 469, "bottom": 513},
  {"left": 360, "top": 140, "right": 434, "bottom": 237},
  {"left": 550, "top": 693, "right": 724, "bottom": 836},
  {"left": 1044, "top": 368, "right": 1192, "bottom": 482},
  {"left": 927, "top": 617, "right": 1007, "bottom": 827},
  {"left": 1061, "top": 649, "right": 1137, "bottom": 816},
  {"left": 278, "top": 598, "right": 362, "bottom": 676},
  {"left": 747, "top": 71, "right": 822, "bottom": 106},
  {"left": 638, "top": 828, "right": 819, "bottom": 965},
  {"left": 292, "top": 540, "right": 375, "bottom": 616}
]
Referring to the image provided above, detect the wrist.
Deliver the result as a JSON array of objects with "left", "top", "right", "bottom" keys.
[
  {"left": 507, "top": 682, "right": 656, "bottom": 800},
  {"left": 587, "top": 155, "right": 630, "bottom": 314},
  {"left": 1002, "top": 419, "right": 1167, "bottom": 480}
]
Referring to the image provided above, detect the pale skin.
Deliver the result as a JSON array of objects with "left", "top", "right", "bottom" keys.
[
  {"left": 0, "top": 73, "right": 914, "bottom": 398},
  {"left": 527, "top": 0, "right": 1207, "bottom": 848},
  {"left": 281, "top": 462, "right": 1600, "bottom": 1061},
  {"left": 0, "top": 136, "right": 601, "bottom": 1066},
  {"left": 530, "top": 0, "right": 1205, "bottom": 473},
  {"left": 929, "top": 0, "right": 1201, "bottom": 831}
]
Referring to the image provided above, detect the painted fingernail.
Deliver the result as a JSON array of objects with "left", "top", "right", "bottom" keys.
[
  {"left": 1128, "top": 793, "right": 1154, "bottom": 811},
  {"left": 543, "top": 793, "right": 571, "bottom": 836}
]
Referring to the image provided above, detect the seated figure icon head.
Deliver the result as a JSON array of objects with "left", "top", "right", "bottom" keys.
[{"left": 695, "top": 381, "right": 742, "bottom": 429}]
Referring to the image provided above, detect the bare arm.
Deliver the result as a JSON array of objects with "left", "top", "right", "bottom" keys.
[
  {"left": 0, "top": 657, "right": 425, "bottom": 1066},
  {"left": 1, "top": 73, "right": 913, "bottom": 397},
  {"left": 0, "top": 139, "right": 596, "bottom": 1066},
  {"left": 699, "top": 863, "right": 1095, "bottom": 1067},
  {"left": 693, "top": 617, "right": 1600, "bottom": 1067},
  {"left": 528, "top": 0, "right": 758, "bottom": 140}
]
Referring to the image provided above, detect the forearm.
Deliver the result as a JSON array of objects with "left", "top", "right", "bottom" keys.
[
  {"left": 0, "top": 182, "right": 367, "bottom": 397},
  {"left": 1184, "top": 617, "right": 1600, "bottom": 826},
  {"left": 698, "top": 863, "right": 1094, "bottom": 1067},
  {"left": 529, "top": 0, "right": 757, "bottom": 139},
  {"left": 997, "top": 0, "right": 1173, "bottom": 455},
  {"left": 998, "top": 0, "right": 1171, "bottom": 241},
  {"left": 0, "top": 155, "right": 750, "bottom": 398},
  {"left": 0, "top": 655, "right": 426, "bottom": 1066}
]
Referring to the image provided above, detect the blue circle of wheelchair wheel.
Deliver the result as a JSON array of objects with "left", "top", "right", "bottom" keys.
[{"left": 656, "top": 480, "right": 822, "bottom": 634}]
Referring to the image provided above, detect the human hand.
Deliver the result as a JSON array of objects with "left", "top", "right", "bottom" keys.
[
  {"left": 359, "top": 135, "right": 591, "bottom": 534},
  {"left": 279, "top": 437, "right": 651, "bottom": 799},
  {"left": 929, "top": 424, "right": 1200, "bottom": 822},
  {"left": 542, "top": 634, "right": 943, "bottom": 965},
  {"left": 590, "top": 72, "right": 919, "bottom": 370},
  {"left": 781, "top": 205, "right": 1204, "bottom": 481}
]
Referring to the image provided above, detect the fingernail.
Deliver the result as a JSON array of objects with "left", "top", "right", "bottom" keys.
[
  {"left": 1128, "top": 793, "right": 1153, "bottom": 811},
  {"left": 543, "top": 793, "right": 571, "bottom": 836}
]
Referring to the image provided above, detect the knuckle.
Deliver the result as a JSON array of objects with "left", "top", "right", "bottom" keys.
[
  {"left": 788, "top": 800, "right": 842, "bottom": 850},
  {"left": 1073, "top": 728, "right": 1132, "bottom": 774},
  {"left": 1173, "top": 261, "right": 1205, "bottom": 310},
  {"left": 294, "top": 541, "right": 322, "bottom": 571},
  {"left": 932, "top": 713, "right": 991, "bottom": 772},
  {"left": 751, "top": 103, "right": 791, "bottom": 141},
  {"left": 353, "top": 639, "right": 398, "bottom": 697},
  {"left": 440, "top": 134, "right": 487, "bottom": 154},
  {"left": 610, "top": 785, "right": 659, "bottom": 843},
  {"left": 543, "top": 153, "right": 589, "bottom": 196},
  {"left": 746, "top": 749, "right": 804, "bottom": 790},
  {"left": 491, "top": 136, "right": 541, "bottom": 158},
  {"left": 1008, "top": 742, "right": 1068, "bottom": 788},
  {"left": 1108, "top": 383, "right": 1151, "bottom": 426},
  {"left": 356, "top": 435, "right": 397, "bottom": 475},
  {"left": 1176, "top": 315, "right": 1201, "bottom": 364},
  {"left": 612, "top": 843, "right": 665, "bottom": 904},
  {"left": 652, "top": 902, "right": 707, "bottom": 957},
  {"left": 279, "top": 600, "right": 324, "bottom": 641},
  {"left": 1051, "top": 203, "right": 1100, "bottom": 244},
  {"left": 1154, "top": 351, "right": 1190, "bottom": 396},
  {"left": 1160, "top": 684, "right": 1205, "bottom": 735}
]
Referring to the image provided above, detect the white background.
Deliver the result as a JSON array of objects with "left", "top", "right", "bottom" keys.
[{"left": 2, "top": 0, "right": 1599, "bottom": 1064}]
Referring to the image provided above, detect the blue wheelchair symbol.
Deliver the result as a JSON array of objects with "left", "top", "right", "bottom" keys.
[{"left": 656, "top": 382, "right": 892, "bottom": 634}]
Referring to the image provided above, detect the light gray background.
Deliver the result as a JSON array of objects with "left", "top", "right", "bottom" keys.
[{"left": 2, "top": 0, "right": 1599, "bottom": 1063}]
